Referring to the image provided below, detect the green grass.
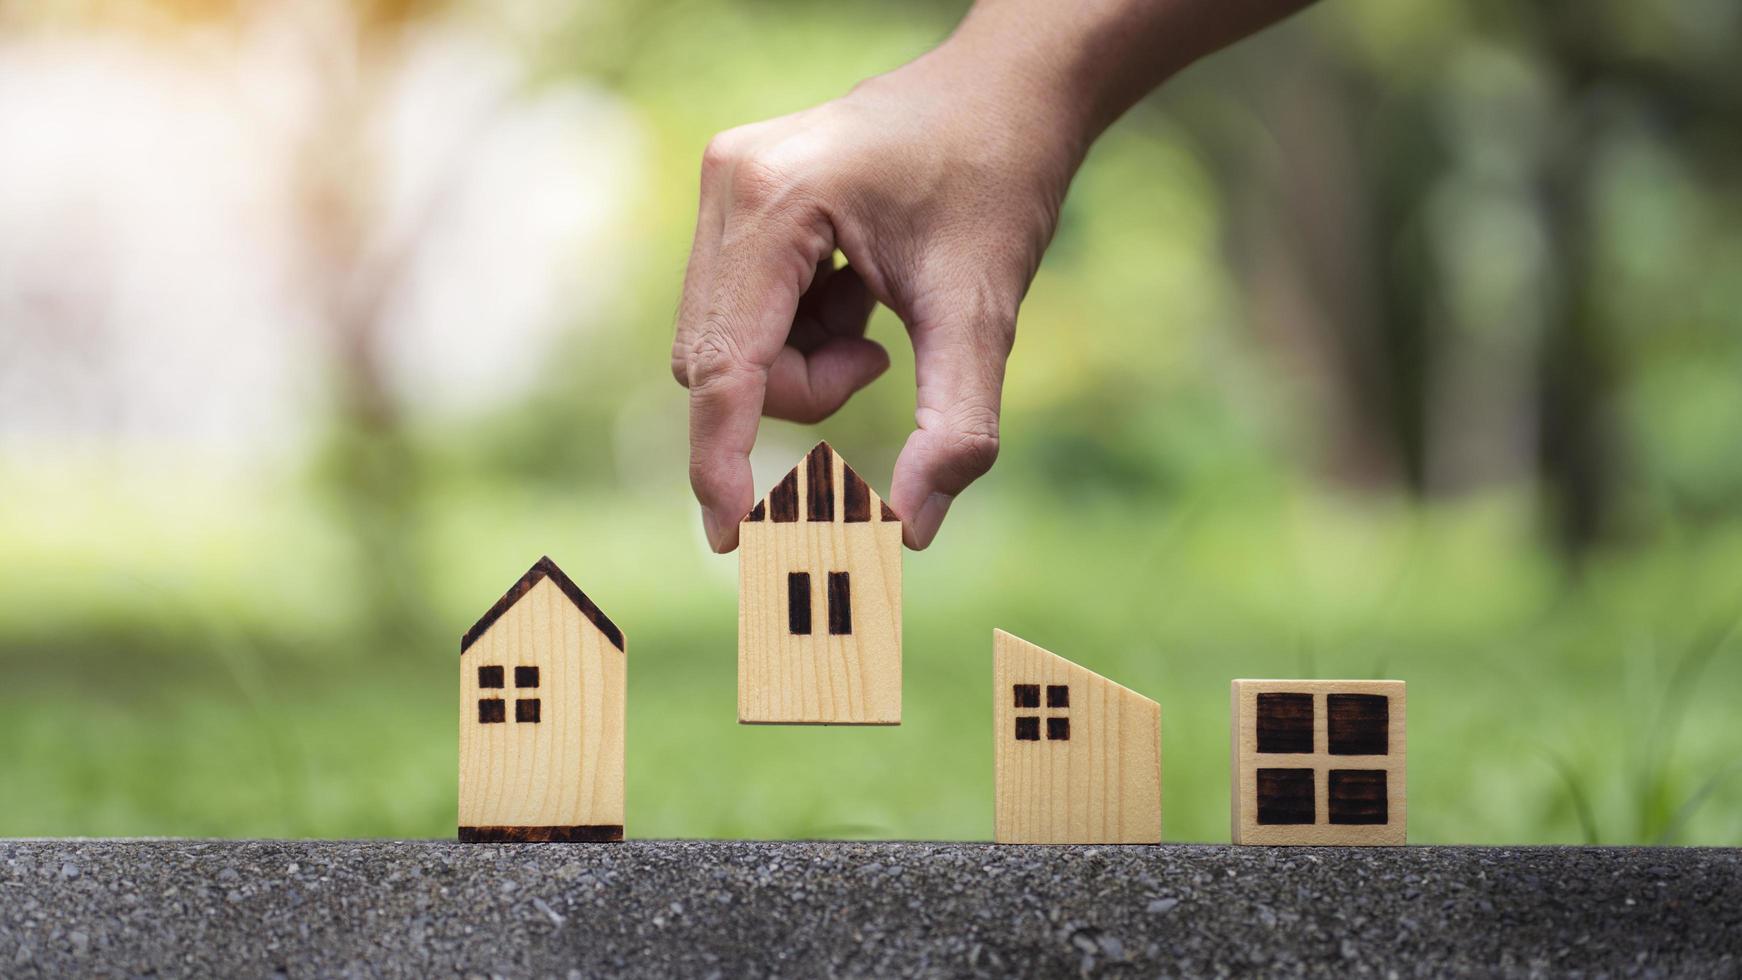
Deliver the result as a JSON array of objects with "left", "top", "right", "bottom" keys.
[{"left": 3, "top": 455, "right": 1738, "bottom": 844}]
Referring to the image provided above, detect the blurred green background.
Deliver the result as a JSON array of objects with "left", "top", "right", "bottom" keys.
[{"left": 2, "top": 0, "right": 1739, "bottom": 844}]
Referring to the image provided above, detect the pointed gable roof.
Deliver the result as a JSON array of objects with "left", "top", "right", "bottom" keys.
[
  {"left": 461, "top": 556, "right": 625, "bottom": 654},
  {"left": 742, "top": 441, "right": 900, "bottom": 525}
]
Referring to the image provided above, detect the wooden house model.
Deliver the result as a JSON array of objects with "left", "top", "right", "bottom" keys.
[
  {"left": 993, "top": 630, "right": 1161, "bottom": 844},
  {"left": 739, "top": 442, "right": 902, "bottom": 725},
  {"left": 458, "top": 556, "right": 626, "bottom": 842},
  {"left": 1230, "top": 679, "right": 1406, "bottom": 845}
]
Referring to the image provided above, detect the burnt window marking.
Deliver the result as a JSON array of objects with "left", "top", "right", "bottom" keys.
[
  {"left": 745, "top": 500, "right": 766, "bottom": 522},
  {"left": 478, "top": 698, "right": 506, "bottom": 724},
  {"left": 478, "top": 666, "right": 505, "bottom": 689},
  {"left": 1328, "top": 769, "right": 1388, "bottom": 824},
  {"left": 514, "top": 666, "right": 539, "bottom": 689},
  {"left": 515, "top": 698, "right": 541, "bottom": 723},
  {"left": 842, "top": 465, "right": 871, "bottom": 522},
  {"left": 1327, "top": 694, "right": 1389, "bottom": 755},
  {"left": 769, "top": 470, "right": 800, "bottom": 522},
  {"left": 1256, "top": 692, "right": 1314, "bottom": 754},
  {"left": 1013, "top": 683, "right": 1071, "bottom": 742},
  {"left": 787, "top": 572, "right": 812, "bottom": 635},
  {"left": 1256, "top": 768, "right": 1315, "bottom": 824},
  {"left": 826, "top": 572, "right": 852, "bottom": 635},
  {"left": 806, "top": 444, "right": 835, "bottom": 522}
]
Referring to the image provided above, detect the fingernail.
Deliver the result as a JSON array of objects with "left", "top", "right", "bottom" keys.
[
  {"left": 701, "top": 506, "right": 728, "bottom": 552},
  {"left": 908, "top": 492, "right": 953, "bottom": 550}
]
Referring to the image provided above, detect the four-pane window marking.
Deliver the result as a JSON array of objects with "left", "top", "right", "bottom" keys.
[
  {"left": 1012, "top": 683, "right": 1071, "bottom": 741},
  {"left": 787, "top": 571, "right": 853, "bottom": 636},
  {"left": 476, "top": 663, "right": 542, "bottom": 724},
  {"left": 1253, "top": 692, "right": 1391, "bottom": 825}
]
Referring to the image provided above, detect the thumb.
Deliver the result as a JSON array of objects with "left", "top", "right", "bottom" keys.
[{"left": 888, "top": 302, "right": 1015, "bottom": 549}]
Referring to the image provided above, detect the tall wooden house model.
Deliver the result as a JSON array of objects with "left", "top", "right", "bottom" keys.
[
  {"left": 739, "top": 442, "right": 902, "bottom": 725},
  {"left": 458, "top": 556, "right": 626, "bottom": 842}
]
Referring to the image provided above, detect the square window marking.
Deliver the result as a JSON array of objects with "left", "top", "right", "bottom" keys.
[
  {"left": 1255, "top": 767, "right": 1315, "bottom": 825},
  {"left": 515, "top": 698, "right": 541, "bottom": 723},
  {"left": 477, "top": 698, "right": 505, "bottom": 724},
  {"left": 1327, "top": 694, "right": 1389, "bottom": 755},
  {"left": 1046, "top": 717, "right": 1070, "bottom": 741},
  {"left": 514, "top": 666, "right": 539, "bottom": 688},
  {"left": 1013, "top": 684, "right": 1041, "bottom": 708},
  {"left": 1014, "top": 716, "right": 1040, "bottom": 741},
  {"left": 477, "top": 666, "right": 504, "bottom": 689},
  {"left": 1328, "top": 769, "right": 1388, "bottom": 824},
  {"left": 1046, "top": 685, "right": 1069, "bottom": 708},
  {"left": 1256, "top": 692, "right": 1314, "bottom": 754}
]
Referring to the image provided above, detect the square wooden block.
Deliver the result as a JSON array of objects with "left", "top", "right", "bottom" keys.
[{"left": 1230, "top": 679, "right": 1405, "bottom": 845}]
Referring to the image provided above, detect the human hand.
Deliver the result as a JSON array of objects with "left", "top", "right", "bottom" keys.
[{"left": 670, "top": 39, "right": 1091, "bottom": 552}]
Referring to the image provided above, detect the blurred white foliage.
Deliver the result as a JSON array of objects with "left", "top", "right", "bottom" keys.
[{"left": 0, "top": 2, "right": 643, "bottom": 457}]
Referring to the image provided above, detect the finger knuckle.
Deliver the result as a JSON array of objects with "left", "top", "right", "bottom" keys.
[
  {"left": 728, "top": 154, "right": 794, "bottom": 211},
  {"left": 700, "top": 132, "right": 743, "bottom": 182},
  {"left": 669, "top": 343, "right": 691, "bottom": 386},
  {"left": 943, "top": 412, "right": 1001, "bottom": 477},
  {"left": 686, "top": 328, "right": 750, "bottom": 391}
]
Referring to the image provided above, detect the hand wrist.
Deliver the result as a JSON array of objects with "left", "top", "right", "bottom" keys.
[{"left": 912, "top": 30, "right": 1099, "bottom": 176}]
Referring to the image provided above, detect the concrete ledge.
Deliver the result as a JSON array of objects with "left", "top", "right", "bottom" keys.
[{"left": 3, "top": 840, "right": 1738, "bottom": 977}]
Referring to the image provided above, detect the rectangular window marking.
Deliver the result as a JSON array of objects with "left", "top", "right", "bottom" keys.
[
  {"left": 827, "top": 571, "right": 852, "bottom": 635},
  {"left": 477, "top": 665, "right": 504, "bottom": 689},
  {"left": 769, "top": 470, "right": 800, "bottom": 522},
  {"left": 842, "top": 465, "right": 871, "bottom": 522},
  {"left": 514, "top": 666, "right": 539, "bottom": 688},
  {"left": 1255, "top": 768, "right": 1315, "bottom": 824},
  {"left": 1328, "top": 769, "right": 1388, "bottom": 824},
  {"left": 478, "top": 698, "right": 506, "bottom": 724},
  {"left": 515, "top": 698, "right": 541, "bottom": 723},
  {"left": 745, "top": 500, "right": 766, "bottom": 522},
  {"left": 1013, "top": 684, "right": 1041, "bottom": 708},
  {"left": 787, "top": 572, "right": 812, "bottom": 635},
  {"left": 1327, "top": 694, "right": 1389, "bottom": 755},
  {"left": 1046, "top": 717, "right": 1071, "bottom": 741},
  {"left": 806, "top": 444, "right": 835, "bottom": 521},
  {"left": 1015, "top": 716, "right": 1040, "bottom": 741},
  {"left": 1256, "top": 692, "right": 1314, "bottom": 754},
  {"left": 1046, "top": 685, "right": 1070, "bottom": 708}
]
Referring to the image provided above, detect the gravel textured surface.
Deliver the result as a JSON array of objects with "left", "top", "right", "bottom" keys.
[{"left": 2, "top": 840, "right": 1738, "bottom": 978}]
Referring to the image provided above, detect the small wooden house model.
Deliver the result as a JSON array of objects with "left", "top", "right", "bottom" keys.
[
  {"left": 1230, "top": 679, "right": 1406, "bottom": 845},
  {"left": 739, "top": 442, "right": 902, "bottom": 725},
  {"left": 458, "top": 556, "right": 625, "bottom": 842},
  {"left": 993, "top": 630, "right": 1161, "bottom": 844}
]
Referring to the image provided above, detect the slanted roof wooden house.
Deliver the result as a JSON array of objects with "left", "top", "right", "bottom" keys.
[
  {"left": 739, "top": 442, "right": 902, "bottom": 725},
  {"left": 458, "top": 556, "right": 625, "bottom": 842},
  {"left": 993, "top": 630, "right": 1161, "bottom": 844}
]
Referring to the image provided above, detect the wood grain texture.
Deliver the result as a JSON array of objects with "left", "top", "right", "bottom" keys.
[
  {"left": 459, "top": 560, "right": 625, "bottom": 840},
  {"left": 739, "top": 442, "right": 901, "bottom": 725},
  {"left": 993, "top": 630, "right": 1161, "bottom": 844},
  {"left": 1230, "top": 679, "right": 1405, "bottom": 846}
]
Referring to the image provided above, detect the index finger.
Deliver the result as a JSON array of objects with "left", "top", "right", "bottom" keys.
[{"left": 685, "top": 209, "right": 834, "bottom": 551}]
